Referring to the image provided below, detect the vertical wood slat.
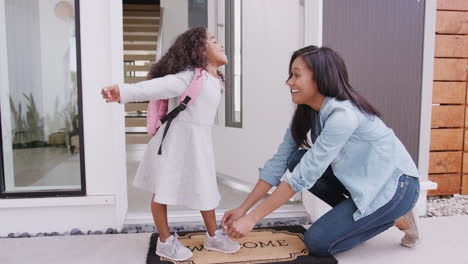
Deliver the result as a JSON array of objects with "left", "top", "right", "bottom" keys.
[
  {"left": 462, "top": 175, "right": 468, "bottom": 195},
  {"left": 466, "top": 82, "right": 468, "bottom": 106},
  {"left": 466, "top": 107, "right": 468, "bottom": 127},
  {"left": 464, "top": 127, "right": 468, "bottom": 150},
  {"left": 428, "top": 174, "right": 461, "bottom": 195},
  {"left": 432, "top": 82, "right": 466, "bottom": 104},
  {"left": 463, "top": 152, "right": 468, "bottom": 173}
]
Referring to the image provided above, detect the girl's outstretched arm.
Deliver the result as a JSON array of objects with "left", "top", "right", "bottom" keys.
[
  {"left": 227, "top": 181, "right": 296, "bottom": 239},
  {"left": 221, "top": 179, "right": 273, "bottom": 230},
  {"left": 101, "top": 71, "right": 193, "bottom": 104},
  {"left": 102, "top": 84, "right": 121, "bottom": 103}
]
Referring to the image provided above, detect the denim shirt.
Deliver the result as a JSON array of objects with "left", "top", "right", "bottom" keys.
[{"left": 259, "top": 97, "right": 420, "bottom": 221}]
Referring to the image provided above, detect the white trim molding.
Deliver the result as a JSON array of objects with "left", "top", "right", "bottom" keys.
[
  {"left": 0, "top": 195, "right": 115, "bottom": 209},
  {"left": 415, "top": 0, "right": 438, "bottom": 217},
  {"left": 304, "top": 0, "right": 322, "bottom": 47}
]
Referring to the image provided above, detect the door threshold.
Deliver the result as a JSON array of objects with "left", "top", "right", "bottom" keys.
[{"left": 124, "top": 204, "right": 310, "bottom": 226}]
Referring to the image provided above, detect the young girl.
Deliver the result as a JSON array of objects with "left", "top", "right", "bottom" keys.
[
  {"left": 102, "top": 27, "right": 240, "bottom": 261},
  {"left": 222, "top": 46, "right": 420, "bottom": 256}
]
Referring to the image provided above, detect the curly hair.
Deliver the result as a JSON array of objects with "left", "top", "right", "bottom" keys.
[{"left": 148, "top": 27, "right": 224, "bottom": 82}]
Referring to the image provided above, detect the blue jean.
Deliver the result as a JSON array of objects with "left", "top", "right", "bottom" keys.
[{"left": 287, "top": 150, "right": 420, "bottom": 256}]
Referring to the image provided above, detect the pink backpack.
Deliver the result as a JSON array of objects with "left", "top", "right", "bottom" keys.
[{"left": 146, "top": 68, "right": 206, "bottom": 154}]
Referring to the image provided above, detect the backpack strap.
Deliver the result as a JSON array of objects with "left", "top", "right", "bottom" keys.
[
  {"left": 179, "top": 67, "right": 206, "bottom": 107},
  {"left": 157, "top": 68, "right": 207, "bottom": 155}
]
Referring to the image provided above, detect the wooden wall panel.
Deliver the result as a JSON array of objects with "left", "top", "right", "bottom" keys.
[
  {"left": 429, "top": 151, "right": 462, "bottom": 174},
  {"left": 433, "top": 58, "right": 468, "bottom": 81},
  {"left": 430, "top": 129, "right": 464, "bottom": 151},
  {"left": 436, "top": 11, "right": 468, "bottom": 34},
  {"left": 429, "top": 2, "right": 467, "bottom": 196},
  {"left": 428, "top": 174, "right": 461, "bottom": 195},
  {"left": 434, "top": 35, "right": 468, "bottom": 58},
  {"left": 431, "top": 105, "right": 465, "bottom": 128},
  {"left": 432, "top": 82, "right": 466, "bottom": 104},
  {"left": 437, "top": 0, "right": 468, "bottom": 11}
]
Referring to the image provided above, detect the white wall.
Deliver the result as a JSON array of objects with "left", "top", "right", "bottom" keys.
[
  {"left": 160, "top": 0, "right": 188, "bottom": 54},
  {"left": 0, "top": 0, "right": 127, "bottom": 235},
  {"left": 213, "top": 0, "right": 304, "bottom": 185}
]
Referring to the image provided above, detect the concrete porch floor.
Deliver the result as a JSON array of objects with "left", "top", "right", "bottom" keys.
[{"left": 0, "top": 215, "right": 466, "bottom": 264}]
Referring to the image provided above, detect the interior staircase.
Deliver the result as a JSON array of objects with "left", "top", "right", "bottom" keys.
[{"left": 123, "top": 3, "right": 162, "bottom": 144}]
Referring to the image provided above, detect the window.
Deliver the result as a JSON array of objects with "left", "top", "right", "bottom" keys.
[
  {"left": 0, "top": 0, "right": 85, "bottom": 197},
  {"left": 188, "top": 0, "right": 208, "bottom": 28},
  {"left": 224, "top": 0, "right": 242, "bottom": 127}
]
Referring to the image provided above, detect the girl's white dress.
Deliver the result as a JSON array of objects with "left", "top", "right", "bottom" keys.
[{"left": 119, "top": 70, "right": 222, "bottom": 210}]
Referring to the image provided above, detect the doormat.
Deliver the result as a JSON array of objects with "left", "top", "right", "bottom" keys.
[{"left": 146, "top": 225, "right": 337, "bottom": 264}]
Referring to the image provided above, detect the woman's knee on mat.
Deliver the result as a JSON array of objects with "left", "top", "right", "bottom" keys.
[{"left": 304, "top": 226, "right": 334, "bottom": 257}]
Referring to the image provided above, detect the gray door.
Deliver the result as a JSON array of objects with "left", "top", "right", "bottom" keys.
[{"left": 323, "top": 0, "right": 425, "bottom": 162}]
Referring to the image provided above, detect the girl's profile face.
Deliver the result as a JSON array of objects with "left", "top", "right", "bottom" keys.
[
  {"left": 205, "top": 32, "right": 227, "bottom": 66},
  {"left": 286, "top": 56, "right": 320, "bottom": 105}
]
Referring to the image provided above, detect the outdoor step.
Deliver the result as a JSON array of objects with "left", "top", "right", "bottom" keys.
[
  {"left": 124, "top": 18, "right": 160, "bottom": 25},
  {"left": 123, "top": 11, "right": 160, "bottom": 17},
  {"left": 124, "top": 26, "right": 159, "bottom": 33},
  {"left": 126, "top": 132, "right": 151, "bottom": 144},
  {"left": 124, "top": 35, "right": 158, "bottom": 42},
  {"left": 124, "top": 65, "right": 152, "bottom": 72},
  {"left": 125, "top": 117, "right": 147, "bottom": 127},
  {"left": 123, "top": 4, "right": 160, "bottom": 11},
  {"left": 125, "top": 77, "right": 147, "bottom": 83},
  {"left": 125, "top": 102, "right": 149, "bottom": 112},
  {"left": 124, "top": 54, "right": 156, "bottom": 62},
  {"left": 124, "top": 44, "right": 157, "bottom": 51}
]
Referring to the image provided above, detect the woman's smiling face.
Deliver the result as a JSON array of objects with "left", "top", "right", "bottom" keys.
[{"left": 286, "top": 56, "right": 320, "bottom": 105}]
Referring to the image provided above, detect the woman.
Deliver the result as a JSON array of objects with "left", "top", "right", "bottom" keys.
[{"left": 221, "top": 46, "right": 420, "bottom": 257}]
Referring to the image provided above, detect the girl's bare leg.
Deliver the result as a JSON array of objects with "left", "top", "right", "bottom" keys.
[
  {"left": 200, "top": 209, "right": 217, "bottom": 237},
  {"left": 151, "top": 195, "right": 171, "bottom": 242}
]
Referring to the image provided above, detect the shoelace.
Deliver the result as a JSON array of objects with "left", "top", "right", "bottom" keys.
[
  {"left": 170, "top": 233, "right": 185, "bottom": 255},
  {"left": 216, "top": 230, "right": 230, "bottom": 242}
]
